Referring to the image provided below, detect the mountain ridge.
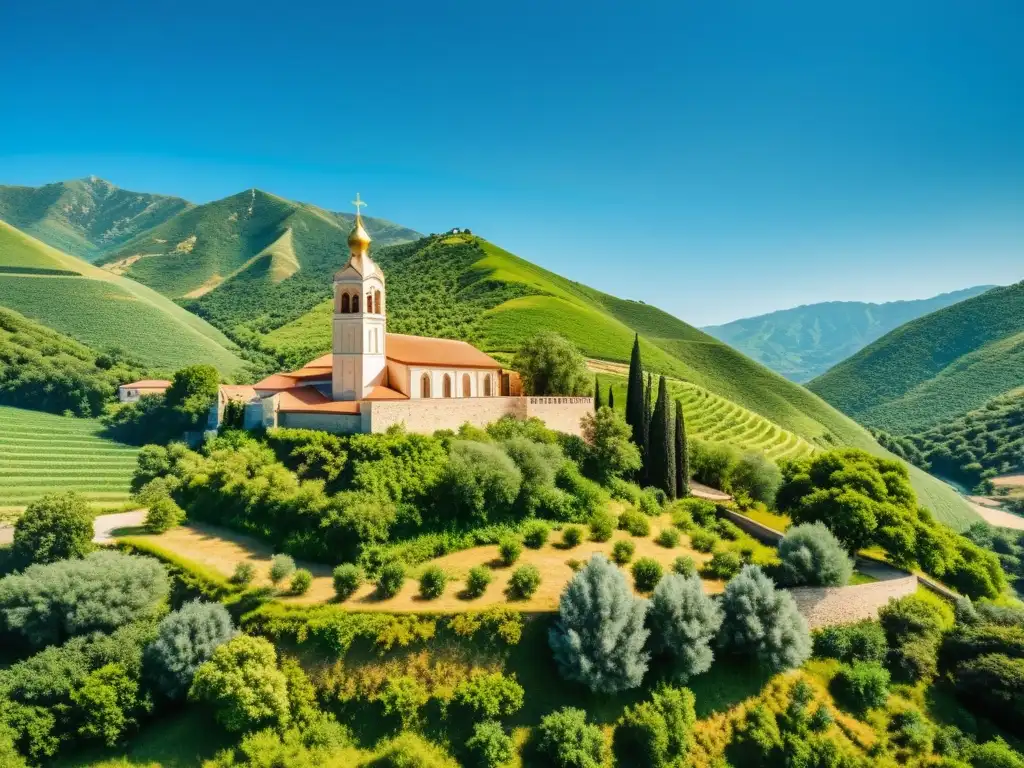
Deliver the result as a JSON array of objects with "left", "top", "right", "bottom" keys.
[{"left": 703, "top": 286, "right": 995, "bottom": 382}]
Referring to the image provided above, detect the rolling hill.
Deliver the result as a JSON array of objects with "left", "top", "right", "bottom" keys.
[
  {"left": 809, "top": 280, "right": 1024, "bottom": 434},
  {"left": 264, "top": 233, "right": 977, "bottom": 529},
  {"left": 0, "top": 220, "right": 245, "bottom": 375},
  {"left": 0, "top": 177, "right": 191, "bottom": 261},
  {"left": 96, "top": 189, "right": 422, "bottom": 340},
  {"left": 702, "top": 286, "right": 994, "bottom": 382}
]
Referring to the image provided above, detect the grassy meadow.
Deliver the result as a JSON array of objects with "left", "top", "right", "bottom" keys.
[{"left": 0, "top": 406, "right": 138, "bottom": 513}]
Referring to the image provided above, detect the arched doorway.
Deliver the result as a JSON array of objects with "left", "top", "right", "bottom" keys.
[
  {"left": 443, "top": 374, "right": 453, "bottom": 398},
  {"left": 462, "top": 373, "right": 472, "bottom": 398},
  {"left": 421, "top": 373, "right": 431, "bottom": 398}
]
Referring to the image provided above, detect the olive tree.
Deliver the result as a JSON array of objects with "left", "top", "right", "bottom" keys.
[
  {"left": 548, "top": 554, "right": 650, "bottom": 693},
  {"left": 648, "top": 573, "right": 723, "bottom": 681},
  {"left": 512, "top": 332, "right": 590, "bottom": 396},
  {"left": 145, "top": 600, "right": 236, "bottom": 699},
  {"left": 777, "top": 522, "right": 854, "bottom": 587}
]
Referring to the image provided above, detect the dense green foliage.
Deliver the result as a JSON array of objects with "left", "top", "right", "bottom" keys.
[
  {"left": 704, "top": 286, "right": 992, "bottom": 383},
  {"left": 332, "top": 564, "right": 363, "bottom": 600},
  {"left": 511, "top": 331, "right": 590, "bottom": 395},
  {"left": 0, "top": 551, "right": 169, "bottom": 649},
  {"left": 613, "top": 686, "right": 696, "bottom": 768},
  {"left": 507, "top": 564, "right": 541, "bottom": 599},
  {"left": 103, "top": 363, "right": 221, "bottom": 444},
  {"left": 549, "top": 554, "right": 650, "bottom": 693},
  {"left": 833, "top": 661, "right": 889, "bottom": 713},
  {"left": 777, "top": 449, "right": 1005, "bottom": 598},
  {"left": 0, "top": 306, "right": 145, "bottom": 416},
  {"left": 776, "top": 522, "right": 854, "bottom": 587},
  {"left": 11, "top": 491, "right": 93, "bottom": 566},
  {"left": 648, "top": 573, "right": 723, "bottom": 681},
  {"left": 144, "top": 600, "right": 236, "bottom": 699},
  {"left": 718, "top": 565, "right": 811, "bottom": 671},
  {"left": 580, "top": 406, "right": 642, "bottom": 482},
  {"left": 809, "top": 280, "right": 1024, "bottom": 434},
  {"left": 631, "top": 557, "right": 664, "bottom": 592},
  {"left": 536, "top": 707, "right": 606, "bottom": 768}
]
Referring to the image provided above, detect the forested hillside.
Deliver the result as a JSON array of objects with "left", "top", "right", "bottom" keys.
[
  {"left": 809, "top": 281, "right": 1024, "bottom": 433},
  {"left": 97, "top": 189, "right": 421, "bottom": 343},
  {"left": 264, "top": 233, "right": 976, "bottom": 528},
  {"left": 0, "top": 177, "right": 191, "bottom": 261},
  {"left": 703, "top": 286, "right": 993, "bottom": 382},
  {"left": 874, "top": 388, "right": 1024, "bottom": 488},
  {"left": 0, "top": 220, "right": 245, "bottom": 375}
]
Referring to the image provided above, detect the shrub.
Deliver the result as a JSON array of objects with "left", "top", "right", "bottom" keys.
[
  {"left": 971, "top": 738, "right": 1024, "bottom": 768},
  {"left": 612, "top": 539, "right": 635, "bottom": 564},
  {"left": 672, "top": 556, "right": 696, "bottom": 577},
  {"left": 443, "top": 440, "right": 522, "bottom": 524},
  {"left": 718, "top": 565, "right": 811, "bottom": 671},
  {"left": 537, "top": 707, "right": 605, "bottom": 768},
  {"left": 813, "top": 621, "right": 887, "bottom": 664},
  {"left": 11, "top": 491, "right": 93, "bottom": 566},
  {"left": 776, "top": 522, "right": 854, "bottom": 587},
  {"left": 0, "top": 551, "right": 169, "bottom": 648},
  {"left": 649, "top": 574, "right": 723, "bottom": 680},
  {"left": 269, "top": 554, "right": 296, "bottom": 585},
  {"left": 714, "top": 518, "right": 744, "bottom": 541},
  {"left": 808, "top": 704, "right": 833, "bottom": 732},
  {"left": 465, "top": 566, "right": 493, "bottom": 599},
  {"left": 567, "top": 558, "right": 583, "bottom": 571},
  {"left": 145, "top": 600, "right": 236, "bottom": 699},
  {"left": 690, "top": 529, "right": 719, "bottom": 553},
  {"left": 889, "top": 708, "right": 934, "bottom": 754},
  {"left": 231, "top": 562, "right": 256, "bottom": 587},
  {"left": 377, "top": 562, "right": 406, "bottom": 599},
  {"left": 465, "top": 720, "right": 514, "bottom": 768},
  {"left": 730, "top": 452, "right": 783, "bottom": 506},
  {"left": 833, "top": 661, "right": 890, "bottom": 713},
  {"left": 703, "top": 550, "right": 742, "bottom": 579},
  {"left": 613, "top": 686, "right": 696, "bottom": 768},
  {"left": 879, "top": 594, "right": 950, "bottom": 645},
  {"left": 549, "top": 554, "right": 649, "bottom": 693},
  {"left": 631, "top": 557, "right": 664, "bottom": 592},
  {"left": 332, "top": 564, "right": 363, "bottom": 600},
  {"left": 587, "top": 510, "right": 615, "bottom": 542},
  {"left": 498, "top": 535, "right": 523, "bottom": 566},
  {"left": 188, "top": 635, "right": 290, "bottom": 733},
  {"left": 513, "top": 331, "right": 590, "bottom": 397},
  {"left": 674, "top": 497, "right": 717, "bottom": 527},
  {"left": 378, "top": 675, "right": 430, "bottom": 729},
  {"left": 290, "top": 569, "right": 313, "bottom": 595},
  {"left": 453, "top": 671, "right": 525, "bottom": 719},
  {"left": 70, "top": 662, "right": 139, "bottom": 747},
  {"left": 953, "top": 653, "right": 1024, "bottom": 731},
  {"left": 619, "top": 508, "right": 651, "bottom": 536},
  {"left": 562, "top": 525, "right": 583, "bottom": 548},
  {"left": 419, "top": 566, "right": 447, "bottom": 600},
  {"left": 655, "top": 528, "right": 680, "bottom": 548},
  {"left": 888, "top": 636, "right": 939, "bottom": 683},
  {"left": 580, "top": 406, "right": 642, "bottom": 481},
  {"left": 522, "top": 520, "right": 551, "bottom": 549},
  {"left": 371, "top": 732, "right": 459, "bottom": 768},
  {"left": 507, "top": 564, "right": 541, "bottom": 600},
  {"left": 638, "top": 488, "right": 661, "bottom": 515},
  {"left": 144, "top": 495, "right": 186, "bottom": 534}
]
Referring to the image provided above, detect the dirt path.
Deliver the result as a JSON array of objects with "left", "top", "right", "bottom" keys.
[
  {"left": 968, "top": 500, "right": 1024, "bottom": 531},
  {"left": 0, "top": 508, "right": 147, "bottom": 547}
]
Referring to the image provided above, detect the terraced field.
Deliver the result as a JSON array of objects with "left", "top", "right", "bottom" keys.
[
  {"left": 600, "top": 372, "right": 815, "bottom": 460},
  {"left": 0, "top": 406, "right": 138, "bottom": 514}
]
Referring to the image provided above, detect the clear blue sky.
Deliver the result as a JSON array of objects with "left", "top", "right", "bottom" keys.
[{"left": 1, "top": 0, "right": 1022, "bottom": 326}]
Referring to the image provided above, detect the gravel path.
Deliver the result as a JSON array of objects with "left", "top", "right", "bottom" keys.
[
  {"left": 0, "top": 509, "right": 146, "bottom": 547},
  {"left": 969, "top": 500, "right": 1024, "bottom": 531}
]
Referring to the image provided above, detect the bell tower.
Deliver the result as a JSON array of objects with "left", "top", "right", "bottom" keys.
[{"left": 331, "top": 193, "right": 387, "bottom": 400}]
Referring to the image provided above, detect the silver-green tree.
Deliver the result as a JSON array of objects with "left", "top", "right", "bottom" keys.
[{"left": 648, "top": 573, "right": 723, "bottom": 680}]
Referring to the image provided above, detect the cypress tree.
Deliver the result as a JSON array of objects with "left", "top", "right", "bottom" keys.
[
  {"left": 675, "top": 400, "right": 689, "bottom": 497},
  {"left": 608, "top": 386, "right": 615, "bottom": 409},
  {"left": 648, "top": 376, "right": 672, "bottom": 496},
  {"left": 642, "top": 373, "right": 653, "bottom": 482},
  {"left": 625, "top": 335, "right": 645, "bottom": 457},
  {"left": 594, "top": 376, "right": 603, "bottom": 410},
  {"left": 666, "top": 396, "right": 677, "bottom": 500}
]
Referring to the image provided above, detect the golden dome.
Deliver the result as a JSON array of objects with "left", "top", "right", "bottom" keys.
[{"left": 348, "top": 214, "right": 371, "bottom": 255}]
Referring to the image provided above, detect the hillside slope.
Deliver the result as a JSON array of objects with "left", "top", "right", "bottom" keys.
[
  {"left": 97, "top": 189, "right": 422, "bottom": 339},
  {"left": 265, "top": 233, "right": 977, "bottom": 529},
  {"left": 0, "top": 221, "right": 245, "bottom": 375},
  {"left": 0, "top": 177, "right": 191, "bottom": 261},
  {"left": 703, "top": 286, "right": 994, "bottom": 382},
  {"left": 809, "top": 280, "right": 1024, "bottom": 434}
]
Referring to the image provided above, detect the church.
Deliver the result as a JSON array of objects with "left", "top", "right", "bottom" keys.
[{"left": 212, "top": 197, "right": 592, "bottom": 437}]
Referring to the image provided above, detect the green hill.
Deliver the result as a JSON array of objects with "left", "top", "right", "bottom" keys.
[
  {"left": 0, "top": 177, "right": 191, "bottom": 261},
  {"left": 0, "top": 406, "right": 139, "bottom": 512},
  {"left": 703, "top": 286, "right": 994, "bottom": 382},
  {"left": 265, "top": 233, "right": 977, "bottom": 529},
  {"left": 0, "top": 221, "right": 245, "bottom": 375},
  {"left": 96, "top": 189, "right": 422, "bottom": 340},
  {"left": 809, "top": 280, "right": 1024, "bottom": 434}
]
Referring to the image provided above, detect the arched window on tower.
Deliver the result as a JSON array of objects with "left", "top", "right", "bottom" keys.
[
  {"left": 484, "top": 375, "right": 492, "bottom": 397},
  {"left": 462, "top": 373, "right": 471, "bottom": 398},
  {"left": 421, "top": 373, "right": 431, "bottom": 398},
  {"left": 443, "top": 374, "right": 452, "bottom": 398},
  {"left": 341, "top": 293, "right": 350, "bottom": 313},
  {"left": 375, "top": 290, "right": 382, "bottom": 314},
  {"left": 352, "top": 295, "right": 359, "bottom": 313},
  {"left": 366, "top": 293, "right": 374, "bottom": 314}
]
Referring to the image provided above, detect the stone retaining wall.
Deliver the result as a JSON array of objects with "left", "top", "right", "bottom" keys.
[{"left": 788, "top": 575, "right": 919, "bottom": 628}]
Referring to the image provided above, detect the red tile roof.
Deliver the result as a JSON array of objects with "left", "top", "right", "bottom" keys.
[
  {"left": 253, "top": 373, "right": 299, "bottom": 391},
  {"left": 121, "top": 379, "right": 172, "bottom": 389},
  {"left": 364, "top": 385, "right": 408, "bottom": 401},
  {"left": 276, "top": 387, "right": 361, "bottom": 415},
  {"left": 384, "top": 333, "right": 501, "bottom": 369},
  {"left": 220, "top": 385, "right": 257, "bottom": 403}
]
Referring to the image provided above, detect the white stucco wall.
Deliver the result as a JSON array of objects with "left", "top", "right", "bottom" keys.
[{"left": 410, "top": 367, "right": 500, "bottom": 399}]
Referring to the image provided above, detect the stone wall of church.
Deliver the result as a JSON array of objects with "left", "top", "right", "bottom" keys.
[
  {"left": 367, "top": 397, "right": 528, "bottom": 434},
  {"left": 525, "top": 396, "right": 593, "bottom": 436}
]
